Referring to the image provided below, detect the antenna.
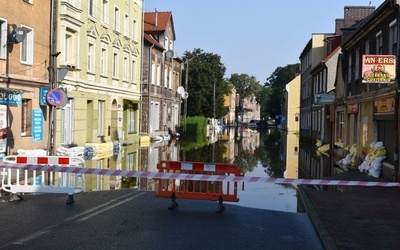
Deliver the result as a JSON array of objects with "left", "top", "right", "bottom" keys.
[{"left": 9, "top": 27, "right": 26, "bottom": 44}]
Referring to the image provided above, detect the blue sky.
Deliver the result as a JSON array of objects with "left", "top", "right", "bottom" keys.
[{"left": 144, "top": 0, "right": 385, "bottom": 84}]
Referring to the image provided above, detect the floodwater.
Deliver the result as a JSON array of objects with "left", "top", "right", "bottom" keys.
[{"left": 81, "top": 126, "right": 301, "bottom": 213}]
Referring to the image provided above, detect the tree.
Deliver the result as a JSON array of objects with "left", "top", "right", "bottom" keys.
[
  {"left": 182, "top": 48, "right": 230, "bottom": 118},
  {"left": 260, "top": 64, "right": 300, "bottom": 119},
  {"left": 229, "top": 73, "right": 261, "bottom": 101}
]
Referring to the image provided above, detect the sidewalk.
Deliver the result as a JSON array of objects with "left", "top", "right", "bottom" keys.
[{"left": 299, "top": 171, "right": 400, "bottom": 250}]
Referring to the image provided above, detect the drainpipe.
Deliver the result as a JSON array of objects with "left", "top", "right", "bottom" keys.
[{"left": 148, "top": 43, "right": 154, "bottom": 135}]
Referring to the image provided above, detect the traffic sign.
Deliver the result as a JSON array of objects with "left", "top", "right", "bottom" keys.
[
  {"left": 46, "top": 88, "right": 64, "bottom": 107},
  {"left": 46, "top": 88, "right": 63, "bottom": 106}
]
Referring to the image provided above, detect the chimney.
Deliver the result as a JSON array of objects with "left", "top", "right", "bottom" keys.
[{"left": 155, "top": 8, "right": 158, "bottom": 27}]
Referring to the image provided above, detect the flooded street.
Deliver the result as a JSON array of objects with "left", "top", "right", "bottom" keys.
[{"left": 81, "top": 127, "right": 304, "bottom": 213}]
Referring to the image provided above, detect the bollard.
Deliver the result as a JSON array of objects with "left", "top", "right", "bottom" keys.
[
  {"left": 216, "top": 195, "right": 225, "bottom": 213},
  {"left": 168, "top": 192, "right": 179, "bottom": 209}
]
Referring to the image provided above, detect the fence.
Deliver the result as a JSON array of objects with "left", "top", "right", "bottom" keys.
[
  {"left": 156, "top": 160, "right": 244, "bottom": 212},
  {"left": 1, "top": 156, "right": 85, "bottom": 204}
]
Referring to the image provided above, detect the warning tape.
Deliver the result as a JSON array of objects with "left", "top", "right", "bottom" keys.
[{"left": 1, "top": 163, "right": 400, "bottom": 187}]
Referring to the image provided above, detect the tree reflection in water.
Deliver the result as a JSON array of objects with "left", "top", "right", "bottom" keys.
[{"left": 180, "top": 128, "right": 284, "bottom": 178}]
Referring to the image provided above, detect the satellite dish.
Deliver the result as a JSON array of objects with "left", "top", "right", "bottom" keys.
[
  {"left": 181, "top": 91, "right": 189, "bottom": 100},
  {"left": 165, "top": 50, "right": 174, "bottom": 59},
  {"left": 9, "top": 27, "right": 26, "bottom": 43},
  {"left": 177, "top": 86, "right": 185, "bottom": 95}
]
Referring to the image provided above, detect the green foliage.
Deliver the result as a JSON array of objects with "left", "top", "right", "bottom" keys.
[
  {"left": 182, "top": 49, "right": 230, "bottom": 118},
  {"left": 180, "top": 116, "right": 208, "bottom": 143},
  {"left": 229, "top": 73, "right": 261, "bottom": 102},
  {"left": 261, "top": 63, "right": 300, "bottom": 119}
]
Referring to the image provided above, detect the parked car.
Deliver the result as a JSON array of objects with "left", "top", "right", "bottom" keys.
[
  {"left": 256, "top": 120, "right": 268, "bottom": 129},
  {"left": 247, "top": 120, "right": 259, "bottom": 129}
]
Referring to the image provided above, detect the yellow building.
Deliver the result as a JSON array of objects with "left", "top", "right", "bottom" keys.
[{"left": 54, "top": 0, "right": 143, "bottom": 152}]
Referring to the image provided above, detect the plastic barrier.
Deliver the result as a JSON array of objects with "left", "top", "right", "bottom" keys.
[
  {"left": 1, "top": 156, "right": 85, "bottom": 204},
  {"left": 156, "top": 160, "right": 244, "bottom": 212}
]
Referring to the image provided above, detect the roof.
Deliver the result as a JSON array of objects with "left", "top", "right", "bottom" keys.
[
  {"left": 143, "top": 33, "right": 164, "bottom": 50},
  {"left": 144, "top": 11, "right": 174, "bottom": 35}
]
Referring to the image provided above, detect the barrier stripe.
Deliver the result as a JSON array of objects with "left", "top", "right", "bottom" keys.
[{"left": 1, "top": 163, "right": 400, "bottom": 187}]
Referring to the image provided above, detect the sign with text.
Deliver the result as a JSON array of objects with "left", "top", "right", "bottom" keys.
[
  {"left": 0, "top": 92, "right": 22, "bottom": 105},
  {"left": 362, "top": 55, "right": 396, "bottom": 84},
  {"left": 40, "top": 87, "right": 50, "bottom": 106},
  {"left": 374, "top": 97, "right": 395, "bottom": 116},
  {"left": 32, "top": 108, "right": 43, "bottom": 142},
  {"left": 314, "top": 93, "right": 335, "bottom": 105}
]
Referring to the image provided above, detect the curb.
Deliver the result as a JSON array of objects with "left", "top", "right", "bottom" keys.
[{"left": 297, "top": 185, "right": 337, "bottom": 250}]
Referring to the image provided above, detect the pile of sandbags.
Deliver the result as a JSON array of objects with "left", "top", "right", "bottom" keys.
[
  {"left": 358, "top": 141, "right": 386, "bottom": 178},
  {"left": 336, "top": 144, "right": 357, "bottom": 170}
]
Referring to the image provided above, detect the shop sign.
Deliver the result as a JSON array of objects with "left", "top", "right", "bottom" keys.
[
  {"left": 0, "top": 92, "right": 22, "bottom": 105},
  {"left": 314, "top": 93, "right": 335, "bottom": 105},
  {"left": 362, "top": 55, "right": 396, "bottom": 84},
  {"left": 374, "top": 97, "right": 395, "bottom": 116}
]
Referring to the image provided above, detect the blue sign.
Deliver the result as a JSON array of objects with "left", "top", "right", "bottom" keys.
[
  {"left": 40, "top": 87, "right": 50, "bottom": 106},
  {"left": 0, "top": 92, "right": 22, "bottom": 105},
  {"left": 32, "top": 108, "right": 43, "bottom": 142},
  {"left": 46, "top": 88, "right": 64, "bottom": 106}
]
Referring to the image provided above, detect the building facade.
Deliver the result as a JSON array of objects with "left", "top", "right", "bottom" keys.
[
  {"left": 54, "top": 0, "right": 143, "bottom": 152},
  {"left": 338, "top": 1, "right": 399, "bottom": 180},
  {"left": 0, "top": 1, "right": 51, "bottom": 156},
  {"left": 142, "top": 11, "right": 182, "bottom": 142}
]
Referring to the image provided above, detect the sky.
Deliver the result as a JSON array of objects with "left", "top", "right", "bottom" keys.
[{"left": 144, "top": 0, "right": 385, "bottom": 84}]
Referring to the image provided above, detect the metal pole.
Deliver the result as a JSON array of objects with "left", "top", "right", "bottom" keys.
[
  {"left": 183, "top": 60, "right": 188, "bottom": 133},
  {"left": 47, "top": 0, "right": 58, "bottom": 156},
  {"left": 213, "top": 82, "right": 215, "bottom": 118}
]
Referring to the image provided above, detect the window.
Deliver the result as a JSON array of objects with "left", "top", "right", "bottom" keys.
[
  {"left": 21, "top": 27, "right": 33, "bottom": 65},
  {"left": 127, "top": 103, "right": 137, "bottom": 133},
  {"left": 101, "top": 47, "right": 107, "bottom": 75},
  {"left": 21, "top": 99, "right": 32, "bottom": 136},
  {"left": 88, "top": 43, "right": 94, "bottom": 72},
  {"left": 112, "top": 52, "right": 118, "bottom": 78},
  {"left": 123, "top": 53, "right": 128, "bottom": 79},
  {"left": 163, "top": 104, "right": 167, "bottom": 125},
  {"left": 124, "top": 13, "right": 129, "bottom": 37},
  {"left": 89, "top": 0, "right": 94, "bottom": 17},
  {"left": 164, "top": 37, "right": 169, "bottom": 50},
  {"left": 131, "top": 59, "right": 136, "bottom": 83},
  {"left": 114, "top": 7, "right": 120, "bottom": 32},
  {"left": 0, "top": 19, "right": 7, "bottom": 59},
  {"left": 337, "top": 112, "right": 344, "bottom": 141},
  {"left": 389, "top": 20, "right": 398, "bottom": 56},
  {"left": 132, "top": 19, "right": 138, "bottom": 42},
  {"left": 376, "top": 31, "right": 383, "bottom": 55},
  {"left": 365, "top": 40, "right": 370, "bottom": 55},
  {"left": 127, "top": 152, "right": 135, "bottom": 171},
  {"left": 65, "top": 28, "right": 77, "bottom": 67},
  {"left": 347, "top": 53, "right": 352, "bottom": 83},
  {"left": 102, "top": 0, "right": 109, "bottom": 25},
  {"left": 355, "top": 49, "right": 360, "bottom": 80},
  {"left": 150, "top": 102, "right": 160, "bottom": 131},
  {"left": 97, "top": 100, "right": 105, "bottom": 136}
]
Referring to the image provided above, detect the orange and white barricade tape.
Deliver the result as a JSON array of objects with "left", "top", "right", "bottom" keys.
[
  {"left": 156, "top": 160, "right": 244, "bottom": 212},
  {"left": 1, "top": 156, "right": 85, "bottom": 204}
]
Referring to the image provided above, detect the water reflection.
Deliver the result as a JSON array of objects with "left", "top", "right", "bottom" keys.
[{"left": 82, "top": 127, "right": 303, "bottom": 212}]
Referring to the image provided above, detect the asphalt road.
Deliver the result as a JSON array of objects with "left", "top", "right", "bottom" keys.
[{"left": 0, "top": 189, "right": 323, "bottom": 250}]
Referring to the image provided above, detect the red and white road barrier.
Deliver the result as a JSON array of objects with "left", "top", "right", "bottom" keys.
[{"left": 1, "top": 162, "right": 400, "bottom": 187}]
